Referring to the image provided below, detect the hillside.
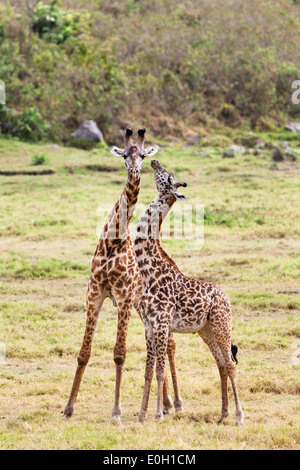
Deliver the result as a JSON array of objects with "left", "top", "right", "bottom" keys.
[{"left": 1, "top": 0, "right": 300, "bottom": 143}]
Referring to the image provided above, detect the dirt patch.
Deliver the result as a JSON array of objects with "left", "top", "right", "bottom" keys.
[
  {"left": 85, "top": 164, "right": 119, "bottom": 172},
  {"left": 0, "top": 170, "right": 55, "bottom": 176},
  {"left": 64, "top": 164, "right": 120, "bottom": 174}
]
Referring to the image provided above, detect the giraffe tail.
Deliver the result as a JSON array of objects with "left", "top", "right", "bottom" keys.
[{"left": 231, "top": 342, "right": 238, "bottom": 364}]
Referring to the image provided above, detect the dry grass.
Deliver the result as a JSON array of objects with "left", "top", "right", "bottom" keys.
[{"left": 0, "top": 138, "right": 299, "bottom": 449}]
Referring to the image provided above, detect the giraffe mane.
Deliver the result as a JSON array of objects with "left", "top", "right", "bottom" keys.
[{"left": 156, "top": 239, "right": 181, "bottom": 271}]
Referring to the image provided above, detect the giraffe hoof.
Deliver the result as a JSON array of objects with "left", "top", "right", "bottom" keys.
[
  {"left": 112, "top": 415, "right": 122, "bottom": 425},
  {"left": 63, "top": 405, "right": 74, "bottom": 418},
  {"left": 163, "top": 396, "right": 173, "bottom": 414},
  {"left": 217, "top": 410, "right": 229, "bottom": 424},
  {"left": 155, "top": 412, "right": 164, "bottom": 423},
  {"left": 174, "top": 400, "right": 184, "bottom": 413},
  {"left": 235, "top": 411, "right": 244, "bottom": 426},
  {"left": 139, "top": 411, "right": 147, "bottom": 423}
]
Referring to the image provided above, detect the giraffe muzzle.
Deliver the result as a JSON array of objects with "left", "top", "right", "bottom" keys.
[
  {"left": 150, "top": 159, "right": 163, "bottom": 170},
  {"left": 129, "top": 168, "right": 140, "bottom": 179}
]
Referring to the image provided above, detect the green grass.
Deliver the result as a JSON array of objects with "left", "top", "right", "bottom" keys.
[
  {"left": 0, "top": 136, "right": 299, "bottom": 449},
  {"left": 0, "top": 253, "right": 88, "bottom": 279}
]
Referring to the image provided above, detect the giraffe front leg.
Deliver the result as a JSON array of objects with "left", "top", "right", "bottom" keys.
[
  {"left": 154, "top": 326, "right": 169, "bottom": 423},
  {"left": 155, "top": 370, "right": 165, "bottom": 422},
  {"left": 139, "top": 319, "right": 155, "bottom": 423},
  {"left": 63, "top": 288, "right": 106, "bottom": 418},
  {"left": 167, "top": 333, "right": 183, "bottom": 413},
  {"left": 139, "top": 351, "right": 155, "bottom": 423},
  {"left": 135, "top": 307, "right": 173, "bottom": 415},
  {"left": 111, "top": 299, "right": 133, "bottom": 424}
]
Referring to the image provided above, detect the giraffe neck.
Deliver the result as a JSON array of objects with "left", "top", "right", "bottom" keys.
[
  {"left": 138, "top": 192, "right": 176, "bottom": 237},
  {"left": 122, "top": 174, "right": 141, "bottom": 224},
  {"left": 135, "top": 192, "right": 180, "bottom": 285},
  {"left": 101, "top": 175, "right": 140, "bottom": 241}
]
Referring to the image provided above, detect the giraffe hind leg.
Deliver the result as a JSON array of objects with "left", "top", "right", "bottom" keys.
[
  {"left": 162, "top": 372, "right": 173, "bottom": 414},
  {"left": 207, "top": 320, "right": 244, "bottom": 426},
  {"left": 198, "top": 325, "right": 229, "bottom": 423}
]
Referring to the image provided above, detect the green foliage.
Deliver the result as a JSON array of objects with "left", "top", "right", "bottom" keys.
[
  {"left": 0, "top": 23, "right": 5, "bottom": 41},
  {"left": 0, "top": 105, "right": 50, "bottom": 142},
  {"left": 1, "top": 0, "right": 300, "bottom": 142},
  {"left": 32, "top": 1, "right": 81, "bottom": 44},
  {"left": 13, "top": 107, "right": 50, "bottom": 142},
  {"left": 31, "top": 152, "right": 49, "bottom": 165}
]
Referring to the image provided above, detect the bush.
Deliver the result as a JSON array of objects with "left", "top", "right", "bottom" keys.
[
  {"left": 2, "top": 0, "right": 300, "bottom": 141},
  {"left": 0, "top": 105, "right": 50, "bottom": 142},
  {"left": 13, "top": 107, "right": 50, "bottom": 142},
  {"left": 32, "top": 1, "right": 81, "bottom": 45},
  {"left": 31, "top": 153, "right": 49, "bottom": 165}
]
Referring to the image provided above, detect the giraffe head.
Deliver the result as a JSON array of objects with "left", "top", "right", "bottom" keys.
[
  {"left": 151, "top": 159, "right": 188, "bottom": 201},
  {"left": 110, "top": 128, "right": 158, "bottom": 180}
]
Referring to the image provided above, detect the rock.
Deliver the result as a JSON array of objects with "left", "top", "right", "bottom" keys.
[
  {"left": 241, "top": 133, "right": 257, "bottom": 147},
  {"left": 265, "top": 141, "right": 276, "bottom": 149},
  {"left": 223, "top": 150, "right": 235, "bottom": 158},
  {"left": 229, "top": 145, "right": 245, "bottom": 153},
  {"left": 284, "top": 122, "right": 300, "bottom": 133},
  {"left": 255, "top": 138, "right": 265, "bottom": 149},
  {"left": 223, "top": 145, "right": 245, "bottom": 158},
  {"left": 199, "top": 152, "right": 210, "bottom": 158},
  {"left": 71, "top": 120, "right": 103, "bottom": 142},
  {"left": 272, "top": 147, "right": 284, "bottom": 162},
  {"left": 284, "top": 151, "right": 297, "bottom": 161},
  {"left": 279, "top": 141, "right": 291, "bottom": 149},
  {"left": 279, "top": 141, "right": 298, "bottom": 160},
  {"left": 186, "top": 134, "right": 202, "bottom": 145}
]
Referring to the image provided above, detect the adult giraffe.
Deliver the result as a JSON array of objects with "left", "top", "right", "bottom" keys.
[{"left": 63, "top": 129, "right": 182, "bottom": 423}]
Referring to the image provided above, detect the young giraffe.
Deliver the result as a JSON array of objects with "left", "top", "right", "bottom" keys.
[
  {"left": 63, "top": 129, "right": 182, "bottom": 423},
  {"left": 134, "top": 159, "right": 244, "bottom": 426}
]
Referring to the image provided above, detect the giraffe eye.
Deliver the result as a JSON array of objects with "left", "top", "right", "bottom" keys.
[
  {"left": 167, "top": 176, "right": 172, "bottom": 184},
  {"left": 122, "top": 154, "right": 127, "bottom": 159}
]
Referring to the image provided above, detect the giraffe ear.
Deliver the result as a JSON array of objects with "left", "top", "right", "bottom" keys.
[
  {"left": 173, "top": 192, "right": 188, "bottom": 202},
  {"left": 109, "top": 146, "right": 124, "bottom": 157},
  {"left": 144, "top": 146, "right": 159, "bottom": 157}
]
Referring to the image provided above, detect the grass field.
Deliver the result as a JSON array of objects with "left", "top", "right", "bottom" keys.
[{"left": 0, "top": 134, "right": 299, "bottom": 450}]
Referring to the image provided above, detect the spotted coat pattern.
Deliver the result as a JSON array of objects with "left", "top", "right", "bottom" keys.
[
  {"left": 63, "top": 131, "right": 181, "bottom": 422},
  {"left": 135, "top": 159, "right": 244, "bottom": 425}
]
